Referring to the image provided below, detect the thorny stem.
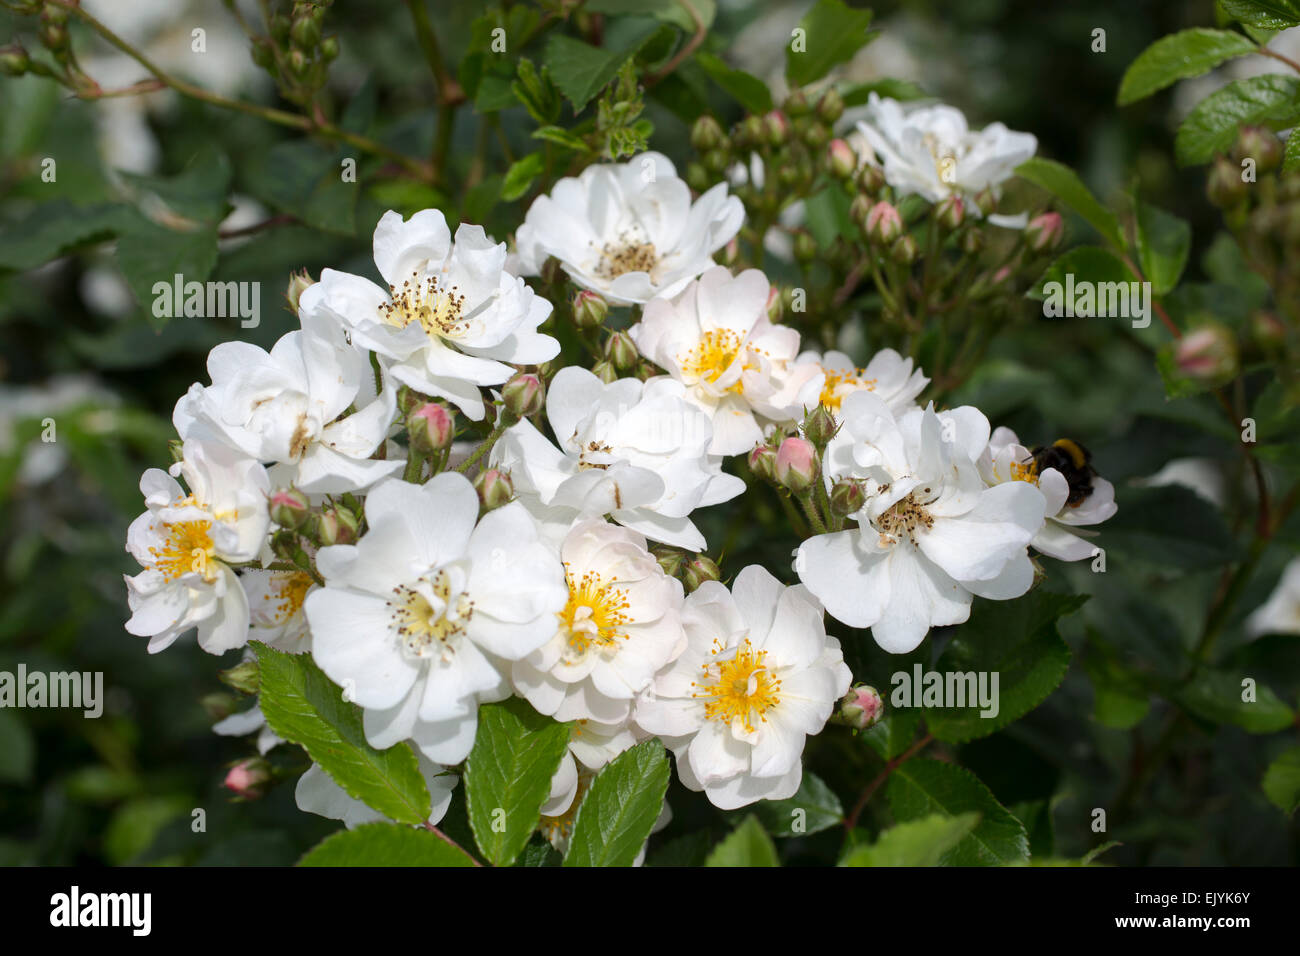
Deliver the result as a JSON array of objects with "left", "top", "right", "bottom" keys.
[
  {"left": 844, "top": 733, "right": 934, "bottom": 831},
  {"left": 644, "top": 0, "right": 705, "bottom": 87},
  {"left": 455, "top": 420, "right": 507, "bottom": 475}
]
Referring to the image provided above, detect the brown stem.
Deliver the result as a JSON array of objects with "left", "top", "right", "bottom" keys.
[
  {"left": 421, "top": 821, "right": 482, "bottom": 866},
  {"left": 844, "top": 733, "right": 934, "bottom": 831},
  {"left": 644, "top": 0, "right": 706, "bottom": 87}
]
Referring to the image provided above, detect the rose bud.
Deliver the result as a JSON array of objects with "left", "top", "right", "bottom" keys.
[
  {"left": 572, "top": 289, "right": 609, "bottom": 330},
  {"left": 683, "top": 554, "right": 722, "bottom": 593},
  {"left": 406, "top": 401, "right": 455, "bottom": 454},
  {"left": 474, "top": 468, "right": 514, "bottom": 512},
  {"left": 829, "top": 478, "right": 866, "bottom": 516},
  {"left": 1024, "top": 211, "right": 1064, "bottom": 252},
  {"left": 840, "top": 684, "right": 883, "bottom": 730},
  {"left": 501, "top": 372, "right": 545, "bottom": 421},
  {"left": 268, "top": 487, "right": 312, "bottom": 530},
  {"left": 224, "top": 758, "right": 272, "bottom": 800},
  {"left": 774, "top": 436, "right": 819, "bottom": 494},
  {"left": 865, "top": 200, "right": 903, "bottom": 245}
]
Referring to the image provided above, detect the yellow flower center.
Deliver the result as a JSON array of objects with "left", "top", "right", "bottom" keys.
[
  {"left": 268, "top": 571, "right": 313, "bottom": 624},
  {"left": 873, "top": 489, "right": 936, "bottom": 547},
  {"left": 149, "top": 519, "right": 216, "bottom": 583},
  {"left": 693, "top": 638, "right": 782, "bottom": 734},
  {"left": 380, "top": 273, "right": 467, "bottom": 338},
  {"left": 595, "top": 237, "right": 658, "bottom": 279},
  {"left": 558, "top": 567, "right": 631, "bottom": 657},
  {"left": 1009, "top": 459, "right": 1039, "bottom": 485},
  {"left": 388, "top": 569, "right": 474, "bottom": 658},
  {"left": 819, "top": 367, "right": 877, "bottom": 410},
  {"left": 540, "top": 772, "right": 593, "bottom": 848},
  {"left": 679, "top": 329, "right": 744, "bottom": 386}
]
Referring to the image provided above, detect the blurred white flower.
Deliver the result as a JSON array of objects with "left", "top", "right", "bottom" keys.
[
  {"left": 795, "top": 347, "right": 928, "bottom": 415},
  {"left": 300, "top": 210, "right": 558, "bottom": 420},
  {"left": 491, "top": 367, "right": 745, "bottom": 550},
  {"left": 635, "top": 565, "right": 851, "bottom": 810},
  {"left": 515, "top": 151, "right": 743, "bottom": 304},
  {"left": 630, "top": 267, "right": 823, "bottom": 455},
  {"left": 1247, "top": 558, "right": 1300, "bottom": 637}
]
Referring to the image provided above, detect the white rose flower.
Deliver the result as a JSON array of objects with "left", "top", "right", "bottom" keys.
[
  {"left": 491, "top": 367, "right": 745, "bottom": 551},
  {"left": 629, "top": 267, "right": 823, "bottom": 455},
  {"left": 541, "top": 717, "right": 639, "bottom": 817},
  {"left": 173, "top": 314, "right": 402, "bottom": 494},
  {"left": 299, "top": 209, "right": 559, "bottom": 420},
  {"left": 796, "top": 394, "right": 1046, "bottom": 653},
  {"left": 515, "top": 151, "right": 743, "bottom": 304},
  {"left": 213, "top": 699, "right": 282, "bottom": 755},
  {"left": 855, "top": 93, "right": 1036, "bottom": 226},
  {"left": 124, "top": 438, "right": 270, "bottom": 654},
  {"left": 304, "top": 473, "right": 567, "bottom": 764},
  {"left": 979, "top": 427, "right": 1117, "bottom": 562},
  {"left": 634, "top": 564, "right": 852, "bottom": 810},
  {"left": 513, "top": 518, "right": 686, "bottom": 726},
  {"left": 240, "top": 568, "right": 316, "bottom": 652},
  {"left": 1247, "top": 558, "right": 1300, "bottom": 637},
  {"left": 795, "top": 347, "right": 928, "bottom": 415},
  {"left": 295, "top": 756, "right": 456, "bottom": 829}
]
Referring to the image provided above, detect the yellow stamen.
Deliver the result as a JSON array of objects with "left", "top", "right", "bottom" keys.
[
  {"left": 692, "top": 638, "right": 782, "bottom": 734},
  {"left": 379, "top": 273, "right": 466, "bottom": 338},
  {"left": 149, "top": 519, "right": 216, "bottom": 582},
  {"left": 558, "top": 567, "right": 631, "bottom": 657}
]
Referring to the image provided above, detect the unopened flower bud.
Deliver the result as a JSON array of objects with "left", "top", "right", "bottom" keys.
[
  {"left": 826, "top": 138, "right": 857, "bottom": 180},
  {"left": 0, "top": 44, "right": 29, "bottom": 76},
  {"left": 934, "top": 195, "right": 966, "bottom": 232},
  {"left": 865, "top": 201, "right": 903, "bottom": 245},
  {"left": 792, "top": 229, "right": 818, "bottom": 263},
  {"left": 285, "top": 268, "right": 315, "bottom": 314},
  {"left": 683, "top": 554, "right": 722, "bottom": 593},
  {"left": 802, "top": 121, "right": 830, "bottom": 150},
  {"left": 960, "top": 228, "right": 984, "bottom": 256},
  {"left": 202, "top": 692, "right": 238, "bottom": 722},
  {"left": 474, "top": 468, "right": 514, "bottom": 512},
  {"left": 591, "top": 360, "right": 618, "bottom": 384},
  {"left": 783, "top": 89, "right": 811, "bottom": 117},
  {"left": 320, "top": 36, "right": 340, "bottom": 60},
  {"left": 270, "top": 529, "right": 299, "bottom": 562},
  {"left": 1024, "top": 211, "right": 1064, "bottom": 252},
  {"left": 501, "top": 372, "right": 544, "bottom": 422},
  {"left": 1207, "top": 155, "right": 1247, "bottom": 208},
  {"left": 219, "top": 660, "right": 261, "bottom": 696},
  {"left": 748, "top": 443, "right": 777, "bottom": 482},
  {"left": 168, "top": 438, "right": 185, "bottom": 464},
  {"left": 816, "top": 87, "right": 844, "bottom": 124},
  {"left": 396, "top": 385, "right": 431, "bottom": 418},
  {"left": 407, "top": 401, "right": 455, "bottom": 454},
  {"left": 803, "top": 404, "right": 838, "bottom": 448},
  {"left": 691, "top": 114, "right": 725, "bottom": 152},
  {"left": 572, "top": 289, "right": 608, "bottom": 330},
  {"left": 316, "top": 507, "right": 359, "bottom": 546},
  {"left": 890, "top": 233, "right": 919, "bottom": 265},
  {"left": 840, "top": 684, "right": 883, "bottom": 730},
  {"left": 224, "top": 758, "right": 272, "bottom": 800},
  {"left": 290, "top": 14, "right": 321, "bottom": 50},
  {"left": 269, "top": 487, "right": 312, "bottom": 530},
  {"left": 763, "top": 110, "right": 790, "bottom": 147},
  {"left": 765, "top": 285, "right": 784, "bottom": 323},
  {"left": 737, "top": 115, "right": 765, "bottom": 148},
  {"left": 1250, "top": 309, "right": 1286, "bottom": 351},
  {"left": 604, "top": 331, "right": 640, "bottom": 372},
  {"left": 774, "top": 436, "right": 818, "bottom": 493},
  {"left": 652, "top": 546, "right": 687, "bottom": 578},
  {"left": 1173, "top": 323, "right": 1239, "bottom": 384},
  {"left": 1233, "top": 125, "right": 1283, "bottom": 175},
  {"left": 685, "top": 161, "right": 711, "bottom": 192},
  {"left": 541, "top": 255, "right": 566, "bottom": 287},
  {"left": 857, "top": 163, "right": 886, "bottom": 196},
  {"left": 829, "top": 478, "right": 866, "bottom": 516},
  {"left": 703, "top": 148, "right": 730, "bottom": 174},
  {"left": 972, "top": 188, "right": 997, "bottom": 217}
]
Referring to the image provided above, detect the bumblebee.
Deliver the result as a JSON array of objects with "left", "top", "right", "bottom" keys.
[{"left": 1029, "top": 439, "right": 1095, "bottom": 506}]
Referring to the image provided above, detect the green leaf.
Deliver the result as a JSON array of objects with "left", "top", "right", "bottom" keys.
[
  {"left": 0, "top": 201, "right": 130, "bottom": 272},
  {"left": 840, "top": 813, "right": 980, "bottom": 866},
  {"left": 532, "top": 125, "right": 591, "bottom": 152},
  {"left": 842, "top": 78, "right": 928, "bottom": 105},
  {"left": 753, "top": 771, "right": 843, "bottom": 837},
  {"left": 464, "top": 699, "right": 571, "bottom": 867},
  {"left": 564, "top": 738, "right": 670, "bottom": 866},
  {"left": 299, "top": 823, "right": 477, "bottom": 867},
  {"left": 786, "top": 0, "right": 877, "bottom": 88},
  {"left": 1015, "top": 158, "right": 1123, "bottom": 247},
  {"left": 1284, "top": 126, "right": 1300, "bottom": 172},
  {"left": 544, "top": 23, "right": 661, "bottom": 111},
  {"left": 245, "top": 139, "right": 359, "bottom": 235},
  {"left": 705, "top": 815, "right": 780, "bottom": 867},
  {"left": 1175, "top": 74, "right": 1300, "bottom": 166},
  {"left": 0, "top": 708, "right": 34, "bottom": 785},
  {"left": 1218, "top": 0, "right": 1300, "bottom": 29},
  {"left": 1262, "top": 747, "right": 1300, "bottom": 814},
  {"left": 695, "top": 51, "right": 773, "bottom": 114},
  {"left": 119, "top": 148, "right": 232, "bottom": 224},
  {"left": 501, "top": 152, "right": 545, "bottom": 202},
  {"left": 862, "top": 708, "right": 920, "bottom": 760},
  {"left": 1135, "top": 202, "right": 1191, "bottom": 295},
  {"left": 1085, "top": 638, "right": 1151, "bottom": 730},
  {"left": 1117, "top": 29, "right": 1259, "bottom": 106},
  {"left": 804, "top": 184, "right": 856, "bottom": 249},
  {"left": 252, "top": 643, "right": 430, "bottom": 825},
  {"left": 519, "top": 836, "right": 563, "bottom": 867},
  {"left": 1028, "top": 246, "right": 1135, "bottom": 303},
  {"left": 115, "top": 218, "right": 220, "bottom": 331},
  {"left": 1080, "top": 840, "right": 1121, "bottom": 865},
  {"left": 1177, "top": 671, "right": 1296, "bottom": 733},
  {"left": 923, "top": 591, "right": 1083, "bottom": 743},
  {"left": 586, "top": 0, "right": 718, "bottom": 32},
  {"left": 1094, "top": 484, "right": 1238, "bottom": 570},
  {"left": 886, "top": 760, "right": 1029, "bottom": 866}
]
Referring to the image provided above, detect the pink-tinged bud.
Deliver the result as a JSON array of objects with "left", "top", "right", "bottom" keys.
[
  {"left": 572, "top": 289, "right": 608, "bottom": 330},
  {"left": 748, "top": 443, "right": 777, "bottom": 482},
  {"left": 973, "top": 187, "right": 997, "bottom": 217},
  {"left": 765, "top": 285, "right": 784, "bottom": 322},
  {"left": 316, "top": 506, "right": 359, "bottom": 546},
  {"left": 857, "top": 163, "right": 886, "bottom": 196},
  {"left": 604, "top": 331, "right": 640, "bottom": 372},
  {"left": 865, "top": 201, "right": 903, "bottom": 245},
  {"left": 802, "top": 404, "right": 838, "bottom": 448},
  {"left": 1250, "top": 310, "right": 1286, "bottom": 351},
  {"left": 269, "top": 487, "right": 312, "bottom": 530},
  {"left": 1173, "top": 323, "right": 1239, "bottom": 383},
  {"left": 992, "top": 265, "right": 1013, "bottom": 286},
  {"left": 829, "top": 478, "right": 866, "bottom": 516},
  {"left": 224, "top": 758, "right": 271, "bottom": 800},
  {"left": 474, "top": 468, "right": 514, "bottom": 512},
  {"left": 840, "top": 684, "right": 883, "bottom": 730},
  {"left": 1024, "top": 211, "right": 1064, "bottom": 252},
  {"left": 501, "top": 373, "right": 544, "bottom": 421},
  {"left": 407, "top": 401, "right": 455, "bottom": 454},
  {"left": 1233, "top": 125, "right": 1282, "bottom": 174},
  {"left": 826, "top": 138, "right": 857, "bottom": 180},
  {"left": 774, "top": 436, "right": 819, "bottom": 493},
  {"left": 1206, "top": 155, "right": 1247, "bottom": 208},
  {"left": 683, "top": 554, "right": 722, "bottom": 593},
  {"left": 763, "top": 110, "right": 790, "bottom": 147},
  {"left": 285, "top": 268, "right": 315, "bottom": 315},
  {"left": 890, "top": 233, "right": 919, "bottom": 265},
  {"left": 934, "top": 195, "right": 965, "bottom": 232}
]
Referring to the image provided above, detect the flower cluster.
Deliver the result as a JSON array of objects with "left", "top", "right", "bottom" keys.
[{"left": 123, "top": 107, "right": 1116, "bottom": 847}]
